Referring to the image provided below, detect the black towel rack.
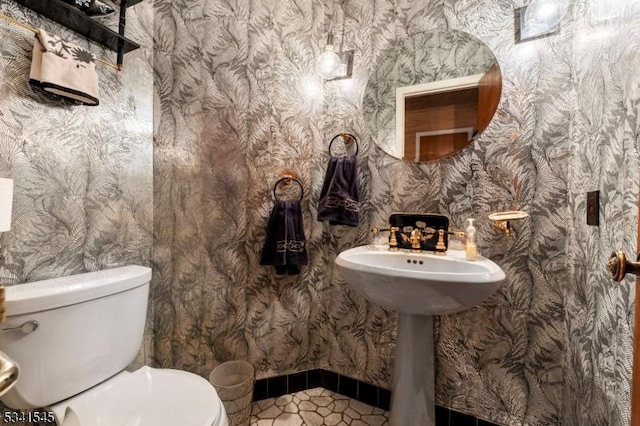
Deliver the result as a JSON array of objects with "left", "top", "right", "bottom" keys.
[
  {"left": 9, "top": 0, "right": 141, "bottom": 69},
  {"left": 329, "top": 132, "right": 359, "bottom": 156},
  {"left": 273, "top": 175, "right": 304, "bottom": 202}
]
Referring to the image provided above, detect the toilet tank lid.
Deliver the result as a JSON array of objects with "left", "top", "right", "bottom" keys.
[{"left": 5, "top": 266, "right": 152, "bottom": 316}]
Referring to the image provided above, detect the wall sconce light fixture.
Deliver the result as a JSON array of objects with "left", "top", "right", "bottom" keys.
[
  {"left": 515, "top": 0, "right": 570, "bottom": 43},
  {"left": 318, "top": 33, "right": 342, "bottom": 80},
  {"left": 318, "top": 0, "right": 354, "bottom": 81}
]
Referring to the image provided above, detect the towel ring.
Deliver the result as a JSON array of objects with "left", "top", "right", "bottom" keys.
[
  {"left": 273, "top": 176, "right": 304, "bottom": 201},
  {"left": 329, "top": 133, "right": 359, "bottom": 156}
]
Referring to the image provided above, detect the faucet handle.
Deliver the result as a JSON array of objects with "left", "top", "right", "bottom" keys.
[
  {"left": 371, "top": 226, "right": 390, "bottom": 235},
  {"left": 370, "top": 226, "right": 390, "bottom": 248},
  {"left": 435, "top": 229, "right": 447, "bottom": 255},
  {"left": 389, "top": 227, "right": 400, "bottom": 251}
]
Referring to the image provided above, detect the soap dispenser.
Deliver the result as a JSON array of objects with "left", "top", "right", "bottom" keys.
[{"left": 465, "top": 218, "right": 479, "bottom": 261}]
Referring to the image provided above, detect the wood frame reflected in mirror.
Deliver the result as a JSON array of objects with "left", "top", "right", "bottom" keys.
[
  {"left": 396, "top": 65, "right": 501, "bottom": 162},
  {"left": 363, "top": 30, "right": 503, "bottom": 162}
]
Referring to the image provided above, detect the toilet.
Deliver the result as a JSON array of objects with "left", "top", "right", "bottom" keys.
[{"left": 0, "top": 265, "right": 228, "bottom": 426}]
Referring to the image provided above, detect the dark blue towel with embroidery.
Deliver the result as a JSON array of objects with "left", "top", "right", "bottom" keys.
[
  {"left": 317, "top": 155, "right": 359, "bottom": 226},
  {"left": 260, "top": 199, "right": 308, "bottom": 275}
]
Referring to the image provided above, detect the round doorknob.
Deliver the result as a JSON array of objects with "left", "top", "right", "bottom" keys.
[{"left": 607, "top": 251, "right": 640, "bottom": 281}]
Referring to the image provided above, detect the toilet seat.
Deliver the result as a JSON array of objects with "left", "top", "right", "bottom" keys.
[{"left": 50, "top": 366, "right": 228, "bottom": 426}]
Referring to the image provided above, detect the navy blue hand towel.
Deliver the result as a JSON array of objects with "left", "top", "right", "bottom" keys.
[
  {"left": 317, "top": 155, "right": 360, "bottom": 226},
  {"left": 260, "top": 199, "right": 308, "bottom": 275}
]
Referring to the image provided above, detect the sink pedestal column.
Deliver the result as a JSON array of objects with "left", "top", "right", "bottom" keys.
[{"left": 390, "top": 313, "right": 435, "bottom": 426}]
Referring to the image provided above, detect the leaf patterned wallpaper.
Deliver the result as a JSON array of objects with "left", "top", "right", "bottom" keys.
[
  {"left": 154, "top": 0, "right": 640, "bottom": 425},
  {"left": 0, "top": 0, "right": 637, "bottom": 425},
  {"left": 0, "top": 0, "right": 154, "bottom": 364}
]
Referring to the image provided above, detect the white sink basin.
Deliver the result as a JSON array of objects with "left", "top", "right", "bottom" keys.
[
  {"left": 335, "top": 245, "right": 507, "bottom": 426},
  {"left": 335, "top": 246, "right": 506, "bottom": 315}
]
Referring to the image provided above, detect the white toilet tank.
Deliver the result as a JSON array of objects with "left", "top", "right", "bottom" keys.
[{"left": 0, "top": 265, "right": 151, "bottom": 409}]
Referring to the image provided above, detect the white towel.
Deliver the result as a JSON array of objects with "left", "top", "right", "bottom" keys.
[{"left": 29, "top": 29, "right": 99, "bottom": 106}]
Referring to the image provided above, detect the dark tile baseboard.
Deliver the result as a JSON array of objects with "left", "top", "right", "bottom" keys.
[
  {"left": 252, "top": 368, "right": 498, "bottom": 426},
  {"left": 252, "top": 368, "right": 390, "bottom": 411}
]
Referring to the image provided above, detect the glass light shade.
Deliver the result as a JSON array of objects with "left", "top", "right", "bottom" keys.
[
  {"left": 524, "top": 0, "right": 569, "bottom": 30},
  {"left": 319, "top": 44, "right": 341, "bottom": 80}
]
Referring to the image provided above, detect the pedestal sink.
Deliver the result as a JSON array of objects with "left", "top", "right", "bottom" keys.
[{"left": 335, "top": 246, "right": 506, "bottom": 426}]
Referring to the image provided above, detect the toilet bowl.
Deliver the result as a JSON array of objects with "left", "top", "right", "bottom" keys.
[
  {"left": 50, "top": 367, "right": 227, "bottom": 426},
  {"left": 0, "top": 266, "right": 228, "bottom": 426}
]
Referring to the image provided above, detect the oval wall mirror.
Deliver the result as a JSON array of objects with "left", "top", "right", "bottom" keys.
[{"left": 363, "top": 30, "right": 502, "bottom": 162}]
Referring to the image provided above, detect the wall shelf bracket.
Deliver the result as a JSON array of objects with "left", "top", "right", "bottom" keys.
[{"left": 11, "top": 0, "right": 141, "bottom": 69}]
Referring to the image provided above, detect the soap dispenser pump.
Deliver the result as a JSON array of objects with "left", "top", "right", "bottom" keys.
[{"left": 465, "top": 218, "right": 479, "bottom": 261}]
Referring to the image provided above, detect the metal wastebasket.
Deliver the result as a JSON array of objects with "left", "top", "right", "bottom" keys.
[{"left": 209, "top": 360, "right": 255, "bottom": 426}]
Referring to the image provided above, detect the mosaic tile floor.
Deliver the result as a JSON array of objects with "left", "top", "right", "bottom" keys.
[{"left": 250, "top": 387, "right": 389, "bottom": 426}]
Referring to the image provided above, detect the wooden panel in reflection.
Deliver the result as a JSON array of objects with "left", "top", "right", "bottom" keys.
[
  {"left": 403, "top": 88, "right": 478, "bottom": 161},
  {"left": 407, "top": 133, "right": 471, "bottom": 162},
  {"left": 478, "top": 64, "right": 502, "bottom": 133}
]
